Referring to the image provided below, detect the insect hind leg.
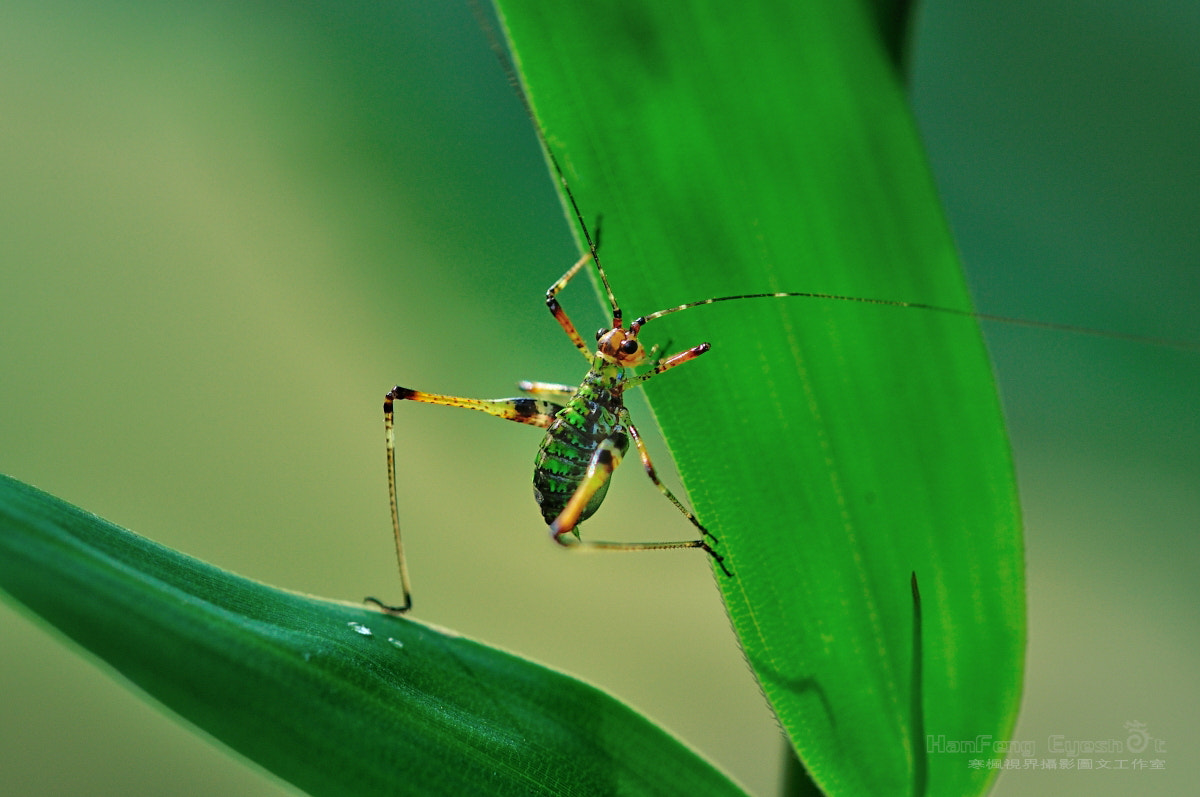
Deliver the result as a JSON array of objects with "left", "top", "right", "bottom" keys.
[
  {"left": 367, "top": 385, "right": 567, "bottom": 614},
  {"left": 549, "top": 427, "right": 732, "bottom": 577}
]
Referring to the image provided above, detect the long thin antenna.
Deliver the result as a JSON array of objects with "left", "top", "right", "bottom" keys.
[
  {"left": 633, "top": 289, "right": 1200, "bottom": 351},
  {"left": 470, "top": 1, "right": 623, "bottom": 326}
]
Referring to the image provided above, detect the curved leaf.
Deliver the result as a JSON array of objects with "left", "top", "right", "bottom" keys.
[
  {"left": 0, "top": 474, "right": 748, "bottom": 797},
  {"left": 495, "top": 1, "right": 1025, "bottom": 795}
]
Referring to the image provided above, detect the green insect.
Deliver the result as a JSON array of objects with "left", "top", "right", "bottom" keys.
[{"left": 369, "top": 221, "right": 796, "bottom": 615}]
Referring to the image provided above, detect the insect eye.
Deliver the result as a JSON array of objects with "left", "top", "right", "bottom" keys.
[
  {"left": 596, "top": 328, "right": 607, "bottom": 340},
  {"left": 619, "top": 340, "right": 640, "bottom": 355}
]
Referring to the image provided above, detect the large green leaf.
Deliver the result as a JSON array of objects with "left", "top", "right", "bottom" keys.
[
  {"left": 0, "top": 474, "right": 748, "bottom": 797},
  {"left": 495, "top": 1, "right": 1025, "bottom": 795}
]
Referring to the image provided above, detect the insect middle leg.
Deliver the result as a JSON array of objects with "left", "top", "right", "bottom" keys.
[
  {"left": 517, "top": 380, "right": 578, "bottom": 402},
  {"left": 368, "top": 386, "right": 565, "bottom": 614},
  {"left": 549, "top": 410, "right": 732, "bottom": 577}
]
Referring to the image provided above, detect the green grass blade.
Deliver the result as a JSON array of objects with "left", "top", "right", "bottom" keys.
[
  {"left": 0, "top": 474, "right": 749, "bottom": 797},
  {"left": 495, "top": 1, "right": 1025, "bottom": 795}
]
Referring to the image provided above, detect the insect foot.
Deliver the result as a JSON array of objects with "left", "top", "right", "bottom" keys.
[{"left": 364, "top": 595, "right": 411, "bottom": 615}]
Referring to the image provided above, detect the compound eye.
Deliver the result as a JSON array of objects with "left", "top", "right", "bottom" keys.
[
  {"left": 596, "top": 328, "right": 607, "bottom": 340},
  {"left": 619, "top": 339, "right": 640, "bottom": 355}
]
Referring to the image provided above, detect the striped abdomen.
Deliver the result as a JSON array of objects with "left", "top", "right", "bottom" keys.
[{"left": 532, "top": 386, "right": 627, "bottom": 527}]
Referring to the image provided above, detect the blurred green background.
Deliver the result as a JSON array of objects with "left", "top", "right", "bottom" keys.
[{"left": 0, "top": 2, "right": 1195, "bottom": 796}]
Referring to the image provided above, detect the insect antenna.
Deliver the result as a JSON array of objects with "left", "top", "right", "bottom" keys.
[
  {"left": 632, "top": 289, "right": 1200, "bottom": 351},
  {"left": 470, "top": 1, "right": 624, "bottom": 327}
]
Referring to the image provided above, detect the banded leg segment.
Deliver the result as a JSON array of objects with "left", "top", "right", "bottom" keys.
[
  {"left": 545, "top": 252, "right": 597, "bottom": 360},
  {"left": 625, "top": 342, "right": 712, "bottom": 389},
  {"left": 548, "top": 421, "right": 731, "bottom": 577},
  {"left": 387, "top": 386, "right": 564, "bottom": 428},
  {"left": 369, "top": 386, "right": 567, "bottom": 614}
]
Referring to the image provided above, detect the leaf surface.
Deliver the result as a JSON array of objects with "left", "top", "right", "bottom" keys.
[
  {"left": 495, "top": 1, "right": 1026, "bottom": 794},
  {"left": 0, "top": 474, "right": 748, "bottom": 797}
]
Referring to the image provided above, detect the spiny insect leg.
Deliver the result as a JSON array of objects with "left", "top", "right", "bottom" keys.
[
  {"left": 366, "top": 400, "right": 412, "bottom": 615},
  {"left": 546, "top": 252, "right": 599, "bottom": 360},
  {"left": 548, "top": 432, "right": 731, "bottom": 577},
  {"left": 387, "top": 386, "right": 563, "bottom": 427},
  {"left": 367, "top": 386, "right": 567, "bottom": 614},
  {"left": 622, "top": 413, "right": 715, "bottom": 545},
  {"left": 623, "top": 411, "right": 732, "bottom": 577}
]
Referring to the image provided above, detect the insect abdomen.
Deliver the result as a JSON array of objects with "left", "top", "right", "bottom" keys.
[{"left": 532, "top": 393, "right": 626, "bottom": 527}]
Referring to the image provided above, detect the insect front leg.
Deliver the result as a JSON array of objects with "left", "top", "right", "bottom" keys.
[
  {"left": 643, "top": 338, "right": 673, "bottom": 369},
  {"left": 367, "top": 386, "right": 564, "bottom": 615},
  {"left": 625, "top": 341, "right": 712, "bottom": 389},
  {"left": 545, "top": 252, "right": 598, "bottom": 360},
  {"left": 548, "top": 427, "right": 731, "bottom": 577}
]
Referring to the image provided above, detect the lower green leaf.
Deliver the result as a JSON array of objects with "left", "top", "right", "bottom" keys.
[{"left": 0, "top": 474, "right": 747, "bottom": 797}]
